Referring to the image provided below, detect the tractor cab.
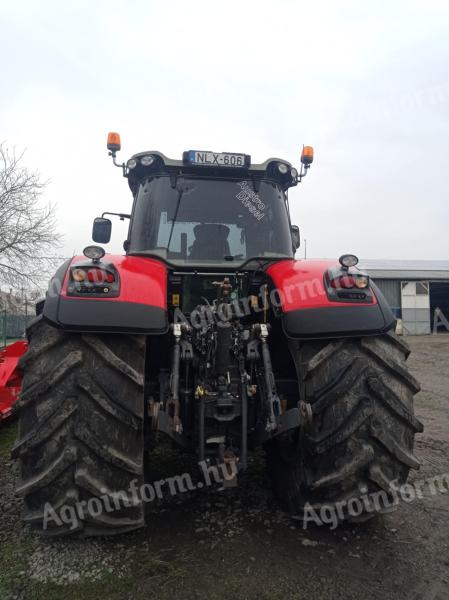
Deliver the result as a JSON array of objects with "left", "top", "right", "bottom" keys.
[{"left": 94, "top": 135, "right": 313, "bottom": 268}]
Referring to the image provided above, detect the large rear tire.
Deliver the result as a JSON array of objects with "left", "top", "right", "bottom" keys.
[
  {"left": 267, "top": 333, "right": 423, "bottom": 524},
  {"left": 12, "top": 316, "right": 147, "bottom": 536}
]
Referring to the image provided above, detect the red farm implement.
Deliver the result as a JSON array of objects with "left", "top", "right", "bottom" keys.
[{"left": 0, "top": 341, "right": 27, "bottom": 422}]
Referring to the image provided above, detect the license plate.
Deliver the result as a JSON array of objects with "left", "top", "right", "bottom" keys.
[{"left": 187, "top": 150, "right": 248, "bottom": 168}]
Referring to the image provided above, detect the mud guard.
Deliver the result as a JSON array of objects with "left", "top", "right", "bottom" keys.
[
  {"left": 42, "top": 255, "right": 168, "bottom": 334},
  {"left": 267, "top": 259, "right": 395, "bottom": 339}
]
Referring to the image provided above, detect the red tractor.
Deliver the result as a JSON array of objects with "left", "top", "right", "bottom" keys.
[{"left": 11, "top": 135, "right": 422, "bottom": 536}]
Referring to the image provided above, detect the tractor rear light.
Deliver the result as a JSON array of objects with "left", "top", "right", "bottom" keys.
[
  {"left": 140, "top": 155, "right": 154, "bottom": 166},
  {"left": 68, "top": 265, "right": 119, "bottom": 297},
  {"left": 278, "top": 163, "right": 289, "bottom": 174},
  {"left": 330, "top": 274, "right": 370, "bottom": 289},
  {"left": 354, "top": 275, "right": 369, "bottom": 289},
  {"left": 70, "top": 267, "right": 115, "bottom": 285},
  {"left": 87, "top": 269, "right": 99, "bottom": 283},
  {"left": 340, "top": 275, "right": 356, "bottom": 288},
  {"left": 86, "top": 268, "right": 115, "bottom": 283},
  {"left": 72, "top": 269, "right": 86, "bottom": 282},
  {"left": 339, "top": 254, "right": 359, "bottom": 268},
  {"left": 83, "top": 245, "right": 106, "bottom": 261},
  {"left": 326, "top": 268, "right": 372, "bottom": 303},
  {"left": 331, "top": 275, "right": 356, "bottom": 289}
]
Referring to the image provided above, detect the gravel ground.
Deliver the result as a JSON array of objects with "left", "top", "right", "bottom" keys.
[{"left": 1, "top": 334, "right": 449, "bottom": 600}]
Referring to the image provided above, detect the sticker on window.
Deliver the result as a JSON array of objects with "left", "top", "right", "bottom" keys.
[{"left": 236, "top": 181, "right": 265, "bottom": 221}]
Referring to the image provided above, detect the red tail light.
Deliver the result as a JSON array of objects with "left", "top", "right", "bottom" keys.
[
  {"left": 68, "top": 265, "right": 119, "bottom": 297},
  {"left": 329, "top": 273, "right": 370, "bottom": 291},
  {"left": 85, "top": 268, "right": 115, "bottom": 283},
  {"left": 71, "top": 267, "right": 115, "bottom": 284},
  {"left": 331, "top": 275, "right": 356, "bottom": 289},
  {"left": 340, "top": 275, "right": 356, "bottom": 288}
]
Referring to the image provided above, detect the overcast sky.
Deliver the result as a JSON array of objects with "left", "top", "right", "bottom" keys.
[{"left": 1, "top": 0, "right": 448, "bottom": 260}]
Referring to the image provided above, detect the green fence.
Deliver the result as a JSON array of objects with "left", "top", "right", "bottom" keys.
[{"left": 1, "top": 311, "right": 34, "bottom": 347}]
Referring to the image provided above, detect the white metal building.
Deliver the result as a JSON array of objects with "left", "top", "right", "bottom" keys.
[{"left": 360, "top": 260, "right": 449, "bottom": 335}]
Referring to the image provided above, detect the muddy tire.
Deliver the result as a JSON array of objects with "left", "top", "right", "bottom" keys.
[
  {"left": 268, "top": 333, "right": 423, "bottom": 524},
  {"left": 12, "top": 316, "right": 146, "bottom": 537}
]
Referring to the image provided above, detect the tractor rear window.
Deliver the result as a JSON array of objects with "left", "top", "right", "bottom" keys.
[
  {"left": 156, "top": 216, "right": 246, "bottom": 258},
  {"left": 128, "top": 176, "right": 293, "bottom": 265}
]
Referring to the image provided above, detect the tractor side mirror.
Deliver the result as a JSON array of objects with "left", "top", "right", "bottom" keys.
[
  {"left": 92, "top": 217, "right": 112, "bottom": 244},
  {"left": 291, "top": 225, "right": 300, "bottom": 250}
]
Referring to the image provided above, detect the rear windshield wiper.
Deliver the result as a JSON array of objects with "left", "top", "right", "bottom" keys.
[{"left": 167, "top": 187, "right": 184, "bottom": 250}]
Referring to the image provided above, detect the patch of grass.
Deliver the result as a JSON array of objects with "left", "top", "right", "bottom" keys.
[
  {"left": 0, "top": 532, "right": 185, "bottom": 600},
  {"left": 0, "top": 421, "right": 17, "bottom": 459},
  {"left": 0, "top": 537, "right": 131, "bottom": 600},
  {"left": 11, "top": 573, "right": 127, "bottom": 600}
]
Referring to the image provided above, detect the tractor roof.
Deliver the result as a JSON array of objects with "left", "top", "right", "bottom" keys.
[{"left": 126, "top": 151, "right": 298, "bottom": 194}]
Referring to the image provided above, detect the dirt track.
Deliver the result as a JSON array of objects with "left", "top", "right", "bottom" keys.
[{"left": 1, "top": 335, "right": 448, "bottom": 600}]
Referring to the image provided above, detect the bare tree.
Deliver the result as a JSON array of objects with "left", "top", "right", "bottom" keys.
[{"left": 0, "top": 144, "right": 62, "bottom": 289}]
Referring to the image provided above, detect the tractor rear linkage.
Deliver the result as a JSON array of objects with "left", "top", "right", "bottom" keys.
[{"left": 156, "top": 282, "right": 305, "bottom": 473}]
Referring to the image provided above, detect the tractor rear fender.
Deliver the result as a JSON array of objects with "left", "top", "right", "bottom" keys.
[
  {"left": 43, "top": 255, "right": 168, "bottom": 334},
  {"left": 266, "top": 259, "right": 395, "bottom": 339}
]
